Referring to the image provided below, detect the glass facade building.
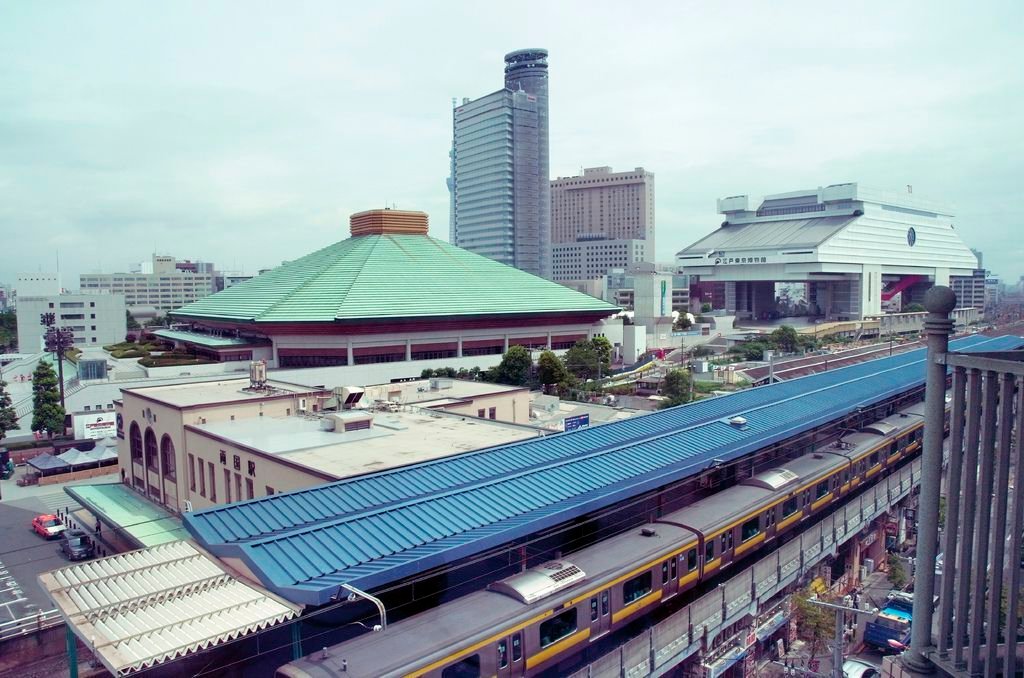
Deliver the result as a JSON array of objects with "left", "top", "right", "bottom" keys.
[{"left": 450, "top": 49, "right": 550, "bottom": 278}]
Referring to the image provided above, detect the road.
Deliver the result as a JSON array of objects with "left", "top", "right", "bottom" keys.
[{"left": 0, "top": 493, "right": 82, "bottom": 622}]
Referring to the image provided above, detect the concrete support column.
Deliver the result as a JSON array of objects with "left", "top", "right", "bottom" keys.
[
  {"left": 903, "top": 285, "right": 955, "bottom": 674},
  {"left": 545, "top": 331, "right": 552, "bottom": 349},
  {"left": 457, "top": 336, "right": 463, "bottom": 358},
  {"left": 346, "top": 340, "right": 354, "bottom": 366},
  {"left": 503, "top": 335, "right": 509, "bottom": 352},
  {"left": 859, "top": 265, "right": 882, "bottom": 318},
  {"left": 66, "top": 625, "right": 79, "bottom": 678},
  {"left": 405, "top": 340, "right": 411, "bottom": 362}
]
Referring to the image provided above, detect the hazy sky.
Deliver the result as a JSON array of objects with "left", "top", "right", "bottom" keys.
[{"left": 1, "top": 1, "right": 1022, "bottom": 287}]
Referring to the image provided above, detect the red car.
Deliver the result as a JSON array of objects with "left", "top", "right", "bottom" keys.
[{"left": 31, "top": 514, "right": 66, "bottom": 539}]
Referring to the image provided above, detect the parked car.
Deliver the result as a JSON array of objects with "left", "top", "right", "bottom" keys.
[
  {"left": 59, "top": 529, "right": 95, "bottom": 561},
  {"left": 31, "top": 514, "right": 66, "bottom": 539}
]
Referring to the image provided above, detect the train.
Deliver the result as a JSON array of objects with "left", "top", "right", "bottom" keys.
[{"left": 277, "top": 400, "right": 932, "bottom": 678}]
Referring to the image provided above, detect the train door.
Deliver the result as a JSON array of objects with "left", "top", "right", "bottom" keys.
[
  {"left": 660, "top": 557, "right": 678, "bottom": 600},
  {"left": 588, "top": 590, "right": 612, "bottom": 640},
  {"left": 496, "top": 631, "right": 526, "bottom": 678}
]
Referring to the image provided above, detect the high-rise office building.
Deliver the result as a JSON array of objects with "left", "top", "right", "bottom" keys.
[
  {"left": 550, "top": 166, "right": 655, "bottom": 248},
  {"left": 450, "top": 49, "right": 550, "bottom": 278}
]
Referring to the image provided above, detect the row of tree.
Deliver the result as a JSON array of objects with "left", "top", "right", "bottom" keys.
[
  {"left": 729, "top": 325, "right": 819, "bottom": 362},
  {"left": 421, "top": 338, "right": 614, "bottom": 392}
]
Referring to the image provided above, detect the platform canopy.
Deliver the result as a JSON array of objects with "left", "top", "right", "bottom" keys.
[{"left": 39, "top": 540, "right": 300, "bottom": 676}]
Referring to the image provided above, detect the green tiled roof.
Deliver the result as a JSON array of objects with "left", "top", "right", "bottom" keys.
[{"left": 172, "top": 234, "right": 619, "bottom": 323}]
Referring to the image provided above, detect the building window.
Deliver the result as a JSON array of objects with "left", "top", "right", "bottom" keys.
[
  {"left": 208, "top": 462, "right": 216, "bottom": 501},
  {"left": 265, "top": 486, "right": 275, "bottom": 496},
  {"left": 144, "top": 428, "right": 158, "bottom": 472},
  {"left": 235, "top": 473, "right": 242, "bottom": 502},
  {"left": 160, "top": 435, "right": 176, "bottom": 481},
  {"left": 188, "top": 454, "right": 196, "bottom": 491},
  {"left": 129, "top": 422, "right": 143, "bottom": 464},
  {"left": 488, "top": 407, "right": 496, "bottom": 420},
  {"left": 224, "top": 469, "right": 232, "bottom": 503},
  {"left": 477, "top": 409, "right": 485, "bottom": 418},
  {"left": 245, "top": 478, "right": 254, "bottom": 500}
]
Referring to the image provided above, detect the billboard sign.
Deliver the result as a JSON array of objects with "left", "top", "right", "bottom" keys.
[
  {"left": 563, "top": 414, "right": 590, "bottom": 432},
  {"left": 73, "top": 412, "right": 117, "bottom": 440}
]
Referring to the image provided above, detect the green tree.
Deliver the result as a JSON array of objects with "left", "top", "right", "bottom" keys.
[
  {"left": 564, "top": 340, "right": 601, "bottom": 381},
  {"left": 693, "top": 345, "right": 714, "bottom": 358},
  {"left": 0, "top": 380, "right": 17, "bottom": 442},
  {"left": 125, "top": 310, "right": 141, "bottom": 330},
  {"left": 592, "top": 336, "right": 612, "bottom": 374},
  {"left": 904, "top": 303, "right": 926, "bottom": 313},
  {"left": 537, "top": 350, "right": 569, "bottom": 387},
  {"left": 793, "top": 588, "right": 834, "bottom": 660},
  {"left": 31, "top": 360, "right": 64, "bottom": 437},
  {"left": 770, "top": 325, "right": 800, "bottom": 353},
  {"left": 493, "top": 345, "right": 532, "bottom": 386},
  {"left": 0, "top": 310, "right": 16, "bottom": 351},
  {"left": 887, "top": 553, "right": 909, "bottom": 589},
  {"left": 674, "top": 313, "right": 693, "bottom": 331},
  {"left": 659, "top": 369, "right": 692, "bottom": 408},
  {"left": 701, "top": 302, "right": 712, "bottom": 313}
]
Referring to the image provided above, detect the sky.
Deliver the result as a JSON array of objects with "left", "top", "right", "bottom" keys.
[{"left": 1, "top": 1, "right": 1022, "bottom": 287}]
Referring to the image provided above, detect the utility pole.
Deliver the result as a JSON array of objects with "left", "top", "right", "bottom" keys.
[
  {"left": 40, "top": 313, "right": 75, "bottom": 411},
  {"left": 805, "top": 598, "right": 879, "bottom": 678}
]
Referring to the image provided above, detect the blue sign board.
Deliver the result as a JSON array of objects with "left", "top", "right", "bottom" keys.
[{"left": 563, "top": 414, "right": 590, "bottom": 431}]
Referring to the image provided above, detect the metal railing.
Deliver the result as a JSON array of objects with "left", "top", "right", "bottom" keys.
[
  {"left": 0, "top": 608, "right": 63, "bottom": 642},
  {"left": 905, "top": 286, "right": 1024, "bottom": 676}
]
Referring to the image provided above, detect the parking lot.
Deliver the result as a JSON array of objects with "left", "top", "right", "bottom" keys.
[{"left": 0, "top": 491, "right": 84, "bottom": 621}]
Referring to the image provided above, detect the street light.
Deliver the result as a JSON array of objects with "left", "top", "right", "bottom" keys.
[{"left": 40, "top": 314, "right": 74, "bottom": 411}]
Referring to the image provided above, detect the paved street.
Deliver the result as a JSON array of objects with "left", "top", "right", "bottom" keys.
[{"left": 0, "top": 500, "right": 69, "bottom": 620}]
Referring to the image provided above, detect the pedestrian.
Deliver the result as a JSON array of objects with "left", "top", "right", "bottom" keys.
[{"left": 95, "top": 520, "right": 102, "bottom": 536}]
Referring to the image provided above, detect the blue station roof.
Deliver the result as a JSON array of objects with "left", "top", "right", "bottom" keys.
[{"left": 183, "top": 334, "right": 1021, "bottom": 605}]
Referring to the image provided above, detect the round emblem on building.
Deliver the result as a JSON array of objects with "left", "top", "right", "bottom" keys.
[{"left": 907, "top": 227, "right": 917, "bottom": 247}]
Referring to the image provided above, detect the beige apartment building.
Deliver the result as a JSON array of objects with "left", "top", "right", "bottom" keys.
[
  {"left": 550, "top": 166, "right": 655, "bottom": 248},
  {"left": 80, "top": 255, "right": 215, "bottom": 312},
  {"left": 116, "top": 376, "right": 538, "bottom": 513}
]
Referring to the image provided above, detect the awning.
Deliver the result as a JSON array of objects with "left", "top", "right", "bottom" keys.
[
  {"left": 705, "top": 644, "right": 749, "bottom": 678},
  {"left": 58, "top": 449, "right": 96, "bottom": 467},
  {"left": 755, "top": 608, "right": 790, "bottom": 640},
  {"left": 83, "top": 446, "right": 119, "bottom": 463},
  {"left": 27, "top": 453, "right": 70, "bottom": 472},
  {"left": 38, "top": 540, "right": 301, "bottom": 676},
  {"left": 65, "top": 483, "right": 189, "bottom": 548}
]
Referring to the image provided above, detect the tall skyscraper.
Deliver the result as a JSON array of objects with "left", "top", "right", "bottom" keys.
[{"left": 450, "top": 49, "right": 550, "bottom": 278}]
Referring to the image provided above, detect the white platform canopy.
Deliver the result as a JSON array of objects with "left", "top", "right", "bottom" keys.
[{"left": 39, "top": 540, "right": 300, "bottom": 675}]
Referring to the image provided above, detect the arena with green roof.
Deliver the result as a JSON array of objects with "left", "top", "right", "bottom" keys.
[{"left": 165, "top": 209, "right": 619, "bottom": 371}]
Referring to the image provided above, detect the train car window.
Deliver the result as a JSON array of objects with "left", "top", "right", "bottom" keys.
[
  {"left": 601, "top": 590, "right": 609, "bottom": 616},
  {"left": 441, "top": 654, "right": 481, "bottom": 678},
  {"left": 539, "top": 608, "right": 578, "bottom": 648},
  {"left": 498, "top": 640, "right": 509, "bottom": 669},
  {"left": 741, "top": 517, "right": 760, "bottom": 541},
  {"left": 782, "top": 496, "right": 798, "bottom": 517},
  {"left": 869, "top": 450, "right": 880, "bottom": 466},
  {"left": 815, "top": 480, "right": 829, "bottom": 499},
  {"left": 512, "top": 633, "right": 522, "bottom": 662},
  {"left": 670, "top": 556, "right": 677, "bottom": 580},
  {"left": 725, "top": 532, "right": 734, "bottom": 550},
  {"left": 705, "top": 540, "right": 715, "bottom": 562},
  {"left": 687, "top": 548, "right": 698, "bottom": 572},
  {"left": 590, "top": 597, "right": 598, "bottom": 621},
  {"left": 889, "top": 441, "right": 899, "bottom": 456},
  {"left": 623, "top": 572, "right": 653, "bottom": 604},
  {"left": 662, "top": 561, "right": 669, "bottom": 584}
]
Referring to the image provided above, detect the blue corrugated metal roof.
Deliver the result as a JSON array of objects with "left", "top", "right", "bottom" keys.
[
  {"left": 183, "top": 334, "right": 1020, "bottom": 605},
  {"left": 184, "top": 335, "right": 991, "bottom": 549}
]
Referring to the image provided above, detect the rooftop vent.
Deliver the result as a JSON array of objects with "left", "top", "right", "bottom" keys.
[
  {"left": 489, "top": 560, "right": 586, "bottom": 604},
  {"left": 640, "top": 527, "right": 657, "bottom": 537},
  {"left": 862, "top": 421, "right": 899, "bottom": 437},
  {"left": 728, "top": 416, "right": 748, "bottom": 427}
]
